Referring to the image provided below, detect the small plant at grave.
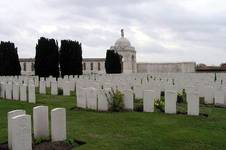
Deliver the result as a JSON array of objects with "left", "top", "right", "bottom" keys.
[
  {"left": 134, "top": 98, "right": 143, "bottom": 112},
  {"left": 58, "top": 88, "right": 63, "bottom": 95},
  {"left": 106, "top": 89, "right": 124, "bottom": 112},
  {"left": 34, "top": 137, "right": 49, "bottom": 145},
  {"left": 154, "top": 96, "right": 165, "bottom": 112},
  {"left": 64, "top": 138, "right": 75, "bottom": 145},
  {"left": 177, "top": 89, "right": 186, "bottom": 103}
]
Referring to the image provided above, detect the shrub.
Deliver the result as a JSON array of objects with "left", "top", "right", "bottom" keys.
[
  {"left": 106, "top": 89, "right": 124, "bottom": 112},
  {"left": 154, "top": 96, "right": 165, "bottom": 112},
  {"left": 34, "top": 137, "right": 49, "bottom": 145},
  {"left": 58, "top": 88, "right": 63, "bottom": 95},
  {"left": 134, "top": 98, "right": 143, "bottom": 112},
  {"left": 177, "top": 89, "right": 186, "bottom": 103}
]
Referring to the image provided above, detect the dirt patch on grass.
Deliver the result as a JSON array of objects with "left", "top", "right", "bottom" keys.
[{"left": 0, "top": 139, "right": 85, "bottom": 150}]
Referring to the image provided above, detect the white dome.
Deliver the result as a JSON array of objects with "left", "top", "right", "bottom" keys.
[{"left": 115, "top": 37, "right": 131, "bottom": 49}]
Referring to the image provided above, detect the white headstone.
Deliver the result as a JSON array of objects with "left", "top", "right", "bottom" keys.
[
  {"left": 63, "top": 81, "right": 71, "bottom": 96},
  {"left": 12, "top": 83, "right": 20, "bottom": 100},
  {"left": 0, "top": 82, "right": 5, "bottom": 98},
  {"left": 214, "top": 88, "right": 225, "bottom": 105},
  {"left": 97, "top": 89, "right": 109, "bottom": 111},
  {"left": 76, "top": 87, "right": 87, "bottom": 108},
  {"left": 20, "top": 84, "right": 27, "bottom": 102},
  {"left": 39, "top": 79, "right": 46, "bottom": 94},
  {"left": 33, "top": 106, "right": 49, "bottom": 138},
  {"left": 86, "top": 87, "right": 97, "bottom": 110},
  {"left": 165, "top": 90, "right": 177, "bottom": 114},
  {"left": 12, "top": 114, "right": 32, "bottom": 150},
  {"left": 143, "top": 90, "right": 155, "bottom": 112},
  {"left": 28, "top": 84, "right": 36, "bottom": 103},
  {"left": 51, "top": 108, "right": 66, "bottom": 142},
  {"left": 6, "top": 83, "right": 12, "bottom": 100},
  {"left": 133, "top": 85, "right": 143, "bottom": 99},
  {"left": 8, "top": 110, "right": 26, "bottom": 149},
  {"left": 187, "top": 92, "right": 199, "bottom": 116},
  {"left": 123, "top": 89, "right": 134, "bottom": 110},
  {"left": 51, "top": 80, "right": 58, "bottom": 95}
]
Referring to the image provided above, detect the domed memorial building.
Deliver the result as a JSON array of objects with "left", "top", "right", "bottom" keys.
[
  {"left": 19, "top": 29, "right": 196, "bottom": 75},
  {"left": 109, "top": 29, "right": 137, "bottom": 73}
]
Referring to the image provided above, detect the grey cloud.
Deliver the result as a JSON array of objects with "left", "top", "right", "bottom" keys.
[{"left": 0, "top": 0, "right": 226, "bottom": 65}]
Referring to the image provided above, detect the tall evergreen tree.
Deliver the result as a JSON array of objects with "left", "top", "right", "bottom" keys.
[
  {"left": 59, "top": 40, "right": 83, "bottom": 76},
  {"left": 0, "top": 41, "right": 21, "bottom": 76},
  {"left": 35, "top": 37, "right": 59, "bottom": 77},
  {"left": 105, "top": 50, "right": 122, "bottom": 74}
]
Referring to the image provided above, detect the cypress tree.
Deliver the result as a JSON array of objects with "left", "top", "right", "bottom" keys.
[
  {"left": 105, "top": 50, "right": 122, "bottom": 74},
  {"left": 35, "top": 37, "right": 59, "bottom": 77},
  {"left": 59, "top": 40, "right": 83, "bottom": 76},
  {"left": 0, "top": 41, "right": 21, "bottom": 76}
]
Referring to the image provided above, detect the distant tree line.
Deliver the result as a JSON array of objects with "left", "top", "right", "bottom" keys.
[
  {"left": 35, "top": 37, "right": 83, "bottom": 77},
  {"left": 0, "top": 41, "right": 21, "bottom": 76},
  {"left": 0, "top": 37, "right": 122, "bottom": 77},
  {"left": 105, "top": 49, "right": 122, "bottom": 74}
]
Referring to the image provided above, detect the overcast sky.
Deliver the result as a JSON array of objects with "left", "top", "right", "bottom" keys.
[{"left": 0, "top": 0, "right": 226, "bottom": 65}]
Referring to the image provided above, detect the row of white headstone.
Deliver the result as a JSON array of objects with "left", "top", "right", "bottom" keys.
[
  {"left": 0, "top": 82, "right": 36, "bottom": 103},
  {"left": 76, "top": 87, "right": 199, "bottom": 116},
  {"left": 39, "top": 78, "right": 74, "bottom": 96},
  {"left": 7, "top": 107, "right": 66, "bottom": 150}
]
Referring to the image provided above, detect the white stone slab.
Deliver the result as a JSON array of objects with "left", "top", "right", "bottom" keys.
[
  {"left": 39, "top": 79, "right": 46, "bottom": 94},
  {"left": 143, "top": 90, "right": 155, "bottom": 112},
  {"left": 76, "top": 87, "right": 87, "bottom": 108},
  {"left": 123, "top": 89, "right": 134, "bottom": 110},
  {"left": 12, "top": 84, "right": 20, "bottom": 100},
  {"left": 86, "top": 87, "right": 97, "bottom": 110},
  {"left": 51, "top": 108, "right": 66, "bottom": 142},
  {"left": 51, "top": 80, "right": 58, "bottom": 95},
  {"left": 28, "top": 84, "right": 36, "bottom": 103},
  {"left": 33, "top": 106, "right": 49, "bottom": 138},
  {"left": 97, "top": 89, "right": 109, "bottom": 111},
  {"left": 187, "top": 92, "right": 199, "bottom": 116},
  {"left": 20, "top": 84, "right": 27, "bottom": 102},
  {"left": 8, "top": 110, "right": 26, "bottom": 149},
  {"left": 12, "top": 114, "right": 32, "bottom": 150},
  {"left": 165, "top": 90, "right": 177, "bottom": 114},
  {"left": 5, "top": 83, "right": 12, "bottom": 100}
]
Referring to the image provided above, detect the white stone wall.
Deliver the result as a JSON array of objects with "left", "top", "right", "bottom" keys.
[
  {"left": 19, "top": 59, "right": 196, "bottom": 75},
  {"left": 137, "top": 62, "right": 196, "bottom": 73}
]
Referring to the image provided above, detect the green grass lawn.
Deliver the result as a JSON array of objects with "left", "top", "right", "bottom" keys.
[{"left": 1, "top": 93, "right": 226, "bottom": 150}]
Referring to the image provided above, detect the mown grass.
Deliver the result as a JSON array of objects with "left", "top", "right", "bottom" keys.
[{"left": 1, "top": 93, "right": 226, "bottom": 150}]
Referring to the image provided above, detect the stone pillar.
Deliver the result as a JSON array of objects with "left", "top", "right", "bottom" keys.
[
  {"left": 33, "top": 106, "right": 49, "bottom": 138},
  {"left": 187, "top": 92, "right": 199, "bottom": 116},
  {"left": 39, "top": 79, "right": 46, "bottom": 94},
  {"left": 123, "top": 89, "right": 134, "bottom": 110},
  {"left": 28, "top": 84, "right": 36, "bottom": 103},
  {"left": 8, "top": 110, "right": 26, "bottom": 149},
  {"left": 51, "top": 80, "right": 58, "bottom": 95},
  {"left": 12, "top": 114, "right": 32, "bottom": 150},
  {"left": 20, "top": 84, "right": 27, "bottom": 102},
  {"left": 13, "top": 83, "right": 20, "bottom": 100},
  {"left": 143, "top": 90, "right": 155, "bottom": 112},
  {"left": 165, "top": 90, "right": 177, "bottom": 114},
  {"left": 51, "top": 108, "right": 66, "bottom": 142}
]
